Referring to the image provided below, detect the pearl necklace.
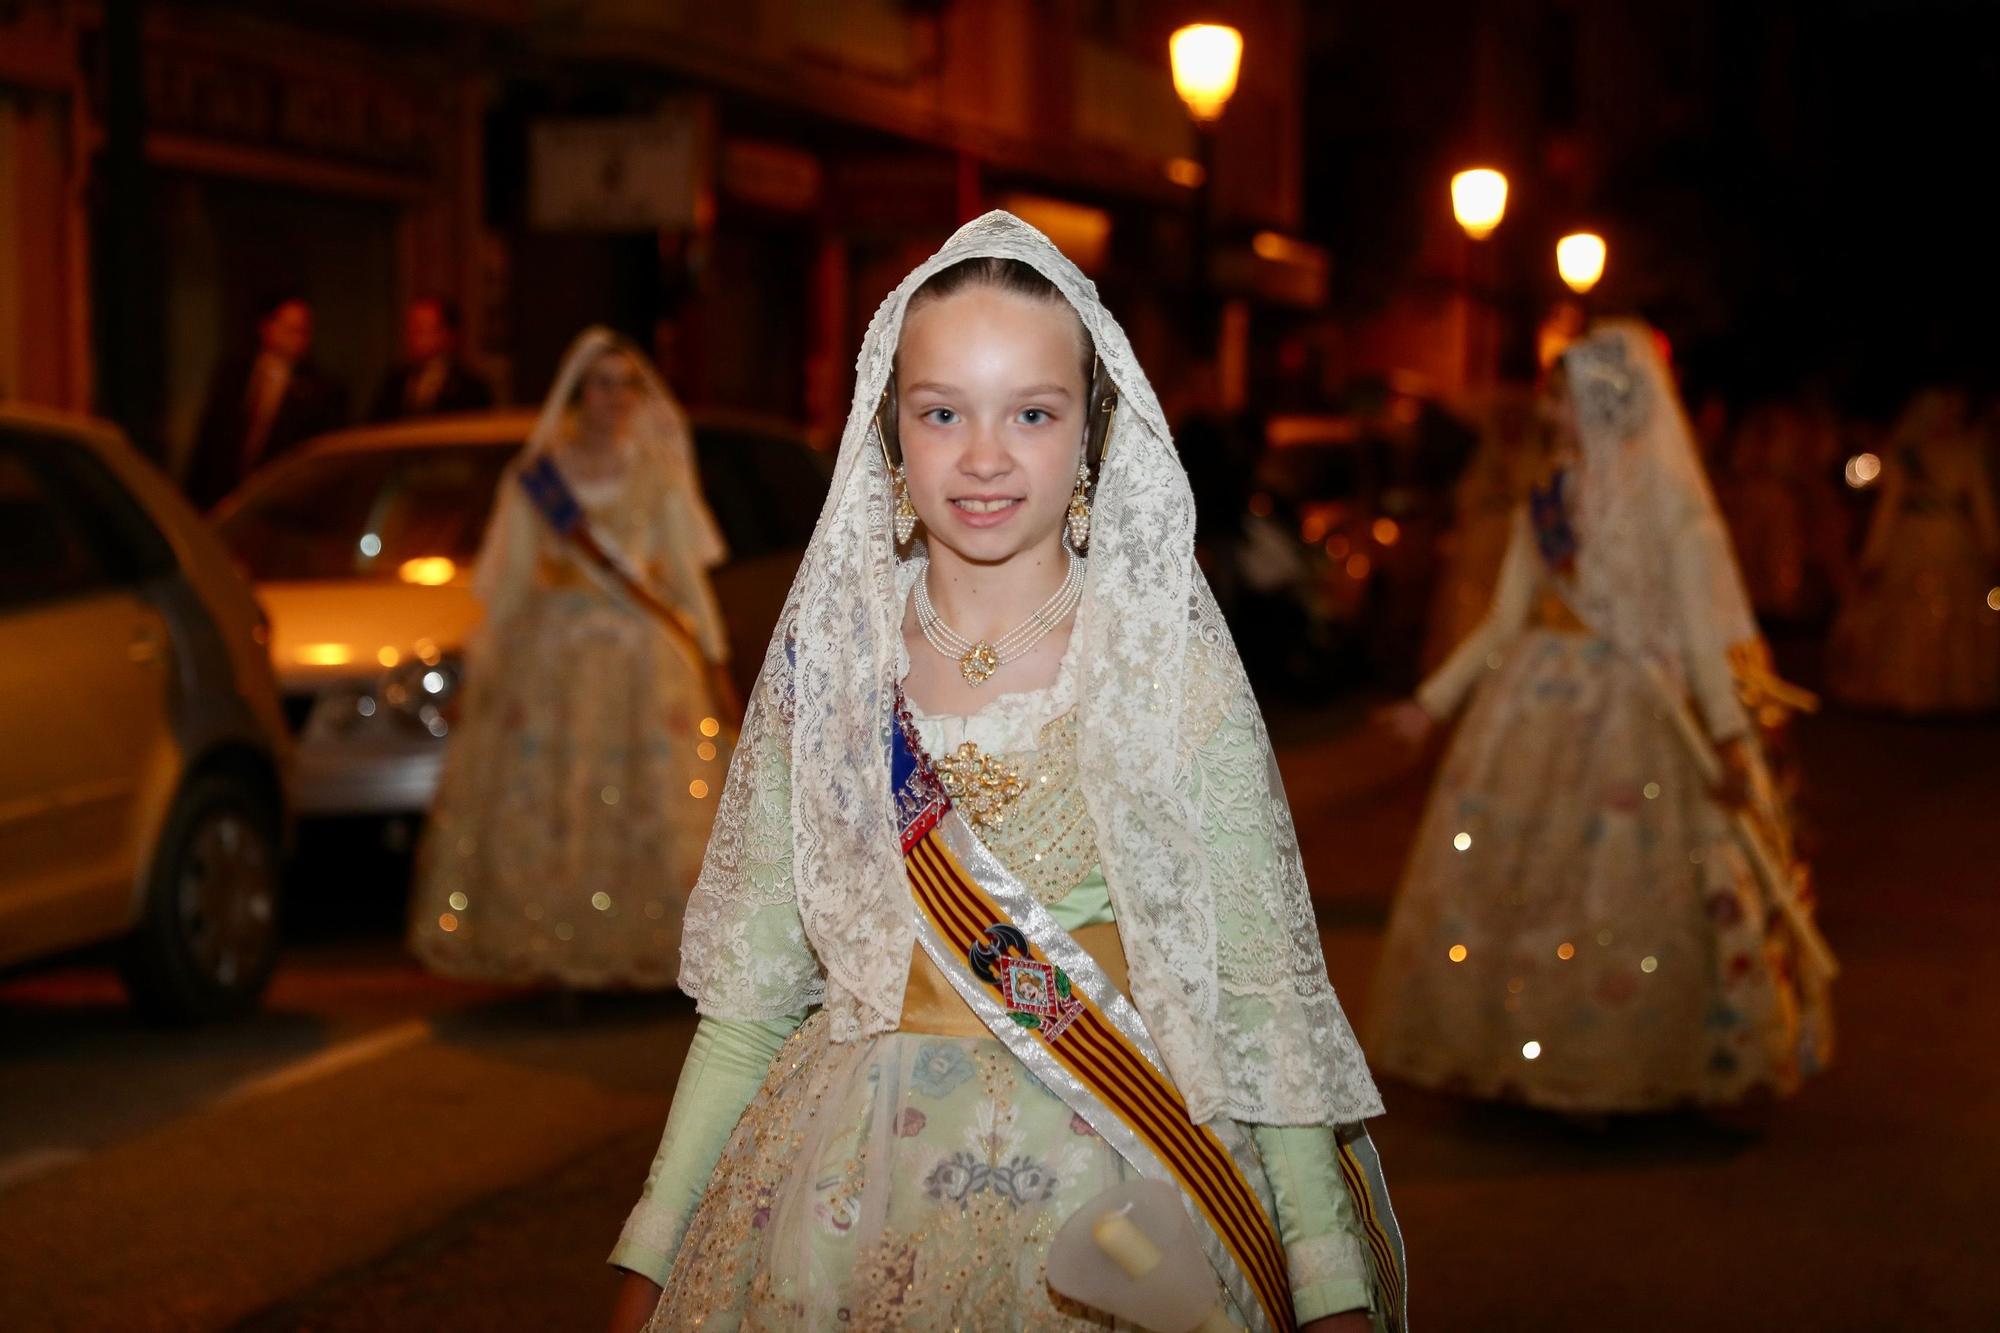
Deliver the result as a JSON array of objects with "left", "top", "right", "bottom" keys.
[{"left": 914, "top": 553, "right": 1084, "bottom": 685}]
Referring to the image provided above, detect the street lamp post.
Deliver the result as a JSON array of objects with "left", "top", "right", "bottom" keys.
[
  {"left": 1450, "top": 167, "right": 1509, "bottom": 389},
  {"left": 1170, "top": 23, "right": 1243, "bottom": 356}
]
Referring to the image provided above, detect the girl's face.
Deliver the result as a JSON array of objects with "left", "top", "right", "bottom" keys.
[
  {"left": 895, "top": 285, "right": 1090, "bottom": 567},
  {"left": 578, "top": 349, "right": 643, "bottom": 438}
]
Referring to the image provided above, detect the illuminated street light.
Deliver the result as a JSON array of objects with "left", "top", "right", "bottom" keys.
[
  {"left": 1169, "top": 24, "right": 1243, "bottom": 123},
  {"left": 1451, "top": 168, "right": 1508, "bottom": 239},
  {"left": 1557, "top": 231, "right": 1608, "bottom": 293}
]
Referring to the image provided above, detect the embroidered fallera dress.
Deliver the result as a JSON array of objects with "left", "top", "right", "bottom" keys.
[
  {"left": 1830, "top": 398, "right": 2000, "bottom": 714},
  {"left": 615, "top": 638, "right": 1385, "bottom": 1329},
  {"left": 410, "top": 334, "right": 734, "bottom": 988},
  {"left": 1368, "top": 327, "right": 1833, "bottom": 1113},
  {"left": 613, "top": 210, "right": 1395, "bottom": 1331}
]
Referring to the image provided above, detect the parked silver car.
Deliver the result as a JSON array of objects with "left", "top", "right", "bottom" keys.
[{"left": 0, "top": 406, "right": 291, "bottom": 1019}]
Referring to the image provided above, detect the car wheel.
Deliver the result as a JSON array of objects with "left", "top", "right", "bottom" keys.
[{"left": 120, "top": 772, "right": 282, "bottom": 1022}]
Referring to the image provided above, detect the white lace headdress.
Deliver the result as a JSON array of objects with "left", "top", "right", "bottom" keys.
[
  {"left": 470, "top": 326, "right": 731, "bottom": 657},
  {"left": 679, "top": 211, "right": 1381, "bottom": 1126},
  {"left": 525, "top": 325, "right": 727, "bottom": 567},
  {"left": 1562, "top": 319, "right": 1759, "bottom": 682}
]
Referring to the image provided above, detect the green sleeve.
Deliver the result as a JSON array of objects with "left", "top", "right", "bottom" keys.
[
  {"left": 607, "top": 1009, "right": 809, "bottom": 1283},
  {"left": 1251, "top": 1122, "right": 1379, "bottom": 1324}
]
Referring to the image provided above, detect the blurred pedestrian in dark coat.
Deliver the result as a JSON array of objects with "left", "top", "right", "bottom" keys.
[
  {"left": 369, "top": 296, "right": 494, "bottom": 422},
  {"left": 186, "top": 295, "right": 347, "bottom": 509}
]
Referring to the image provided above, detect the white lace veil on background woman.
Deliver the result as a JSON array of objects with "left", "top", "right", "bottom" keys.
[
  {"left": 469, "top": 325, "right": 730, "bottom": 663},
  {"left": 679, "top": 210, "right": 1381, "bottom": 1127},
  {"left": 1561, "top": 320, "right": 1761, "bottom": 711}
]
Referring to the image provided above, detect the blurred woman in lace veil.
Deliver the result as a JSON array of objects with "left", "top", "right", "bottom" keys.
[
  {"left": 606, "top": 213, "right": 1404, "bottom": 1333},
  {"left": 409, "top": 328, "right": 734, "bottom": 989},
  {"left": 1830, "top": 386, "right": 2000, "bottom": 713},
  {"left": 1370, "top": 321, "right": 1833, "bottom": 1114}
]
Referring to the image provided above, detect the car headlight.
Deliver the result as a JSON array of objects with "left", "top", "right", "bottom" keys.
[{"left": 304, "top": 652, "right": 464, "bottom": 740}]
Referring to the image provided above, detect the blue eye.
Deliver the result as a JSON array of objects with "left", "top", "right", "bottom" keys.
[
  {"left": 923, "top": 407, "right": 958, "bottom": 426},
  {"left": 1020, "top": 408, "right": 1050, "bottom": 425}
]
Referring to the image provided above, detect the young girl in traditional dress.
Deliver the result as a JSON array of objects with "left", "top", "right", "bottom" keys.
[
  {"left": 1369, "top": 321, "right": 1833, "bottom": 1114},
  {"left": 1830, "top": 387, "right": 2000, "bottom": 713},
  {"left": 606, "top": 214, "right": 1402, "bottom": 1332},
  {"left": 409, "top": 329, "right": 734, "bottom": 989}
]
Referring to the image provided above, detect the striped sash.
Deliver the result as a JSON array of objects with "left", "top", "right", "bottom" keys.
[
  {"left": 1337, "top": 1127, "right": 1407, "bottom": 1332},
  {"left": 891, "top": 699, "right": 1297, "bottom": 1333},
  {"left": 517, "top": 455, "right": 706, "bottom": 661}
]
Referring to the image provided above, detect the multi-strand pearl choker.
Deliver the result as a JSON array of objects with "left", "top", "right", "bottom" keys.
[{"left": 914, "top": 552, "right": 1084, "bottom": 685}]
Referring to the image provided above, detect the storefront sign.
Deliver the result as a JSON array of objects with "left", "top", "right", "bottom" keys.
[
  {"left": 141, "top": 46, "right": 442, "bottom": 175},
  {"left": 530, "top": 111, "right": 703, "bottom": 232}
]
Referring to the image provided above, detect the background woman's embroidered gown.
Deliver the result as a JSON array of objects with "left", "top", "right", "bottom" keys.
[
  {"left": 1368, "top": 325, "right": 1834, "bottom": 1113},
  {"left": 1830, "top": 395, "right": 2000, "bottom": 714},
  {"left": 408, "top": 444, "right": 733, "bottom": 988},
  {"left": 1369, "top": 503, "right": 1830, "bottom": 1111},
  {"left": 621, "top": 641, "right": 1386, "bottom": 1330}
]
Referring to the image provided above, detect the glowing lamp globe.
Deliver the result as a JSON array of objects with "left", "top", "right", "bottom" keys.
[
  {"left": 1557, "top": 232, "right": 1608, "bottom": 294},
  {"left": 1170, "top": 24, "right": 1243, "bottom": 123},
  {"left": 1451, "top": 169, "right": 1508, "bottom": 240}
]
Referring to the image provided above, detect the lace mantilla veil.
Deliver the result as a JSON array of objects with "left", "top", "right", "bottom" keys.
[
  {"left": 678, "top": 212, "right": 1382, "bottom": 1126},
  {"left": 1562, "top": 320, "right": 1759, "bottom": 689},
  {"left": 471, "top": 325, "right": 731, "bottom": 655}
]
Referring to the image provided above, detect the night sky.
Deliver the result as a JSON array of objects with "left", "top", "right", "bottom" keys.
[{"left": 1302, "top": 0, "right": 2000, "bottom": 416}]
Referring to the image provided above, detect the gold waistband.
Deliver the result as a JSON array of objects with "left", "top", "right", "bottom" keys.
[{"left": 898, "top": 920, "right": 1131, "bottom": 1039}]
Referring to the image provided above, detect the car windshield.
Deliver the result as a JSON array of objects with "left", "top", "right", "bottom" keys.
[{"left": 218, "top": 444, "right": 515, "bottom": 583}]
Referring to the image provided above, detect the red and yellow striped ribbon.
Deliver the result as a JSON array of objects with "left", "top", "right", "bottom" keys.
[
  {"left": 1337, "top": 1138, "right": 1404, "bottom": 1330},
  {"left": 904, "top": 828, "right": 1297, "bottom": 1333}
]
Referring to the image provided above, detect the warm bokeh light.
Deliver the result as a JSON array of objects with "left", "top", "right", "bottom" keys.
[
  {"left": 1845, "top": 452, "right": 1882, "bottom": 488},
  {"left": 1556, "top": 942, "right": 1576, "bottom": 960},
  {"left": 1988, "top": 587, "right": 2000, "bottom": 612},
  {"left": 1169, "top": 24, "right": 1243, "bottom": 122},
  {"left": 377, "top": 646, "right": 401, "bottom": 668},
  {"left": 689, "top": 779, "right": 711, "bottom": 799},
  {"left": 1451, "top": 168, "right": 1508, "bottom": 239},
  {"left": 398, "top": 556, "right": 457, "bottom": 587},
  {"left": 1372, "top": 517, "right": 1401, "bottom": 546},
  {"left": 1164, "top": 156, "right": 1206, "bottom": 189},
  {"left": 1556, "top": 231, "right": 1607, "bottom": 293},
  {"left": 297, "top": 643, "right": 353, "bottom": 667},
  {"left": 1448, "top": 944, "right": 1469, "bottom": 963},
  {"left": 1345, "top": 553, "right": 1372, "bottom": 580},
  {"left": 1453, "top": 831, "right": 1473, "bottom": 852},
  {"left": 1521, "top": 1040, "right": 1542, "bottom": 1060},
  {"left": 699, "top": 716, "right": 721, "bottom": 738},
  {"left": 1252, "top": 230, "right": 1319, "bottom": 265}
]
